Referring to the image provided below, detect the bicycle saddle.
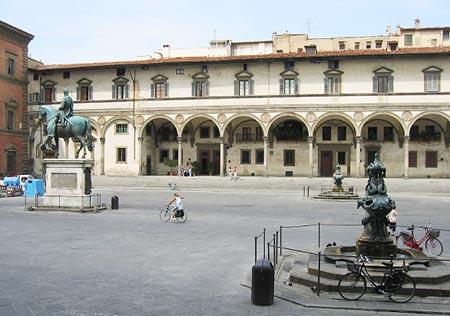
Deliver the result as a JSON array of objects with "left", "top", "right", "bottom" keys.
[
  {"left": 381, "top": 261, "right": 394, "bottom": 267},
  {"left": 407, "top": 227, "right": 414, "bottom": 231}
]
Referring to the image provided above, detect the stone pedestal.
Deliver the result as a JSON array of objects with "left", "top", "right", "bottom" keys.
[{"left": 35, "top": 159, "right": 105, "bottom": 211}]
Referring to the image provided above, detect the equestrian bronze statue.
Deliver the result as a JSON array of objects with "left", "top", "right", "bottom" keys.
[{"left": 38, "top": 90, "right": 94, "bottom": 158}]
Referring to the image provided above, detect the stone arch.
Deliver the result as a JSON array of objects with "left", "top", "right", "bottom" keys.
[
  {"left": 312, "top": 112, "right": 358, "bottom": 136},
  {"left": 222, "top": 113, "right": 265, "bottom": 137},
  {"left": 358, "top": 112, "right": 405, "bottom": 136},
  {"left": 101, "top": 116, "right": 134, "bottom": 138},
  {"left": 267, "top": 112, "right": 310, "bottom": 136},
  {"left": 180, "top": 114, "right": 220, "bottom": 136},
  {"left": 407, "top": 111, "right": 450, "bottom": 135},
  {"left": 139, "top": 115, "right": 178, "bottom": 139}
]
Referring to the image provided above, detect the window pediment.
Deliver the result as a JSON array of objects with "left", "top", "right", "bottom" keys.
[
  {"left": 42, "top": 79, "right": 58, "bottom": 86},
  {"left": 422, "top": 66, "right": 443, "bottom": 73},
  {"left": 76, "top": 78, "right": 92, "bottom": 85},
  {"left": 280, "top": 69, "right": 299, "bottom": 77},
  {"left": 373, "top": 66, "right": 393, "bottom": 74},
  {"left": 5, "top": 99, "right": 18, "bottom": 109},
  {"left": 324, "top": 69, "right": 344, "bottom": 76},
  {"left": 151, "top": 74, "right": 168, "bottom": 82},
  {"left": 191, "top": 72, "right": 210, "bottom": 80},
  {"left": 112, "top": 76, "right": 129, "bottom": 84},
  {"left": 235, "top": 70, "right": 253, "bottom": 79}
]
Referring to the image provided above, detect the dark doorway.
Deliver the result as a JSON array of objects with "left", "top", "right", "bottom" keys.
[
  {"left": 199, "top": 150, "right": 210, "bottom": 175},
  {"left": 146, "top": 156, "right": 152, "bottom": 175},
  {"left": 213, "top": 150, "right": 220, "bottom": 175},
  {"left": 320, "top": 150, "right": 333, "bottom": 176}
]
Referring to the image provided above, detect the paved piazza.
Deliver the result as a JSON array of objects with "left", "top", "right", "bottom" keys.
[{"left": 1, "top": 178, "right": 450, "bottom": 315}]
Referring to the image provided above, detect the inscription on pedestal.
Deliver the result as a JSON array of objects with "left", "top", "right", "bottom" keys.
[{"left": 51, "top": 173, "right": 77, "bottom": 189}]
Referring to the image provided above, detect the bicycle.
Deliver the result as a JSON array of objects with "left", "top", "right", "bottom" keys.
[
  {"left": 168, "top": 183, "right": 180, "bottom": 192},
  {"left": 338, "top": 255, "right": 416, "bottom": 303},
  {"left": 397, "top": 224, "right": 443, "bottom": 257},
  {"left": 159, "top": 204, "right": 187, "bottom": 223}
]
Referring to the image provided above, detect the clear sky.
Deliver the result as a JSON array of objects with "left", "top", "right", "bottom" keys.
[{"left": 1, "top": 0, "right": 449, "bottom": 64}]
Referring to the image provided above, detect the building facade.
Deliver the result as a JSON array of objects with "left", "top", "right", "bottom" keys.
[
  {"left": 28, "top": 23, "right": 450, "bottom": 178},
  {"left": 0, "top": 20, "right": 33, "bottom": 177}
]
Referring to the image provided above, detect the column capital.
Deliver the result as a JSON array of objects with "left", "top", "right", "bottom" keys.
[
  {"left": 138, "top": 137, "right": 143, "bottom": 142},
  {"left": 177, "top": 136, "right": 183, "bottom": 142},
  {"left": 307, "top": 136, "right": 314, "bottom": 144},
  {"left": 263, "top": 136, "right": 269, "bottom": 142},
  {"left": 219, "top": 136, "right": 224, "bottom": 143},
  {"left": 100, "top": 137, "right": 105, "bottom": 144},
  {"left": 403, "top": 135, "right": 410, "bottom": 142},
  {"left": 355, "top": 136, "right": 361, "bottom": 143}
]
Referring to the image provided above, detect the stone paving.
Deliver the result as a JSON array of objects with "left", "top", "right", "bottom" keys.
[{"left": 0, "top": 177, "right": 449, "bottom": 315}]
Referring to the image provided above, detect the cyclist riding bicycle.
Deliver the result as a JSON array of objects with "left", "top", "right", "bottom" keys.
[{"left": 167, "top": 191, "right": 184, "bottom": 221}]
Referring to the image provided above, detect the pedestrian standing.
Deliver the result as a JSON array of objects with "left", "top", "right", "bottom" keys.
[
  {"left": 228, "top": 166, "right": 232, "bottom": 181},
  {"left": 233, "top": 166, "right": 238, "bottom": 181}
]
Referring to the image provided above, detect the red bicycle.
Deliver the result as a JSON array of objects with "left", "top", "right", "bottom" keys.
[{"left": 397, "top": 224, "right": 443, "bottom": 257}]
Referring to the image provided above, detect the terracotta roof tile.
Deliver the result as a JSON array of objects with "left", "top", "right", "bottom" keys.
[{"left": 37, "top": 47, "right": 450, "bottom": 71}]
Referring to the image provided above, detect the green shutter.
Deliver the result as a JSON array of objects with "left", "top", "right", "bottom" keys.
[
  {"left": 112, "top": 85, "right": 116, "bottom": 99},
  {"left": 388, "top": 76, "right": 393, "bottom": 93},
  {"left": 89, "top": 86, "right": 93, "bottom": 100},
  {"left": 249, "top": 80, "right": 254, "bottom": 95},
  {"left": 372, "top": 76, "right": 378, "bottom": 93},
  {"left": 205, "top": 81, "right": 209, "bottom": 96},
  {"left": 164, "top": 83, "right": 169, "bottom": 97},
  {"left": 279, "top": 79, "right": 283, "bottom": 95},
  {"left": 234, "top": 80, "right": 239, "bottom": 96},
  {"left": 150, "top": 83, "right": 155, "bottom": 98},
  {"left": 76, "top": 87, "right": 80, "bottom": 100},
  {"left": 294, "top": 78, "right": 299, "bottom": 94},
  {"left": 125, "top": 85, "right": 129, "bottom": 99},
  {"left": 191, "top": 82, "right": 195, "bottom": 96}
]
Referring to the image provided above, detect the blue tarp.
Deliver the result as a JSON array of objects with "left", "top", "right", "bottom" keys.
[
  {"left": 24, "top": 179, "right": 45, "bottom": 197},
  {"left": 3, "top": 176, "right": 20, "bottom": 187}
]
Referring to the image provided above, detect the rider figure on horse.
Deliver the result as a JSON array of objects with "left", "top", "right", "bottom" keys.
[{"left": 58, "top": 88, "right": 74, "bottom": 127}]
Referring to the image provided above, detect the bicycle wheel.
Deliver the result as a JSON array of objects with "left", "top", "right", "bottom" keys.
[
  {"left": 338, "top": 272, "right": 366, "bottom": 301},
  {"left": 176, "top": 210, "right": 187, "bottom": 223},
  {"left": 159, "top": 207, "right": 170, "bottom": 222},
  {"left": 387, "top": 273, "right": 415, "bottom": 303},
  {"left": 425, "top": 238, "right": 443, "bottom": 257}
]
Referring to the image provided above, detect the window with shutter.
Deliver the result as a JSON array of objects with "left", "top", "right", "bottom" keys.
[
  {"left": 409, "top": 151, "right": 417, "bottom": 168},
  {"left": 425, "top": 151, "right": 437, "bottom": 168}
]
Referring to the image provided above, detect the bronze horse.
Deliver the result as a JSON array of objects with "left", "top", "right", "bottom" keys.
[{"left": 38, "top": 105, "right": 94, "bottom": 158}]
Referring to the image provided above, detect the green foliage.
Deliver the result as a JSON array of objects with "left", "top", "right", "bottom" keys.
[
  {"left": 164, "top": 159, "right": 178, "bottom": 172},
  {"left": 207, "top": 161, "right": 214, "bottom": 174},
  {"left": 191, "top": 161, "right": 199, "bottom": 175}
]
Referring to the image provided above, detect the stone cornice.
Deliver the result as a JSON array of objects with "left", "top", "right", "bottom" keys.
[{"left": 0, "top": 21, "right": 34, "bottom": 46}]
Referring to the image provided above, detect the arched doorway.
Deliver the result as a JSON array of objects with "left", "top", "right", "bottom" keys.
[
  {"left": 223, "top": 115, "right": 265, "bottom": 176},
  {"left": 181, "top": 116, "right": 221, "bottom": 175},
  {"left": 313, "top": 114, "right": 357, "bottom": 177},
  {"left": 267, "top": 115, "right": 309, "bottom": 176},
  {"left": 407, "top": 113, "right": 450, "bottom": 178},
  {"left": 360, "top": 113, "right": 405, "bottom": 177}
]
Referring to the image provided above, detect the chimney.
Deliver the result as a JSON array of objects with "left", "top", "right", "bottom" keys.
[
  {"left": 304, "top": 45, "right": 317, "bottom": 56},
  {"left": 414, "top": 18, "right": 421, "bottom": 29},
  {"left": 396, "top": 24, "right": 401, "bottom": 34},
  {"left": 386, "top": 25, "right": 391, "bottom": 35}
]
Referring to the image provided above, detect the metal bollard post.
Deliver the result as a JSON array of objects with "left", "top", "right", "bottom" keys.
[
  {"left": 275, "top": 231, "right": 278, "bottom": 265},
  {"left": 279, "top": 226, "right": 283, "bottom": 256},
  {"left": 303, "top": 186, "right": 305, "bottom": 197},
  {"left": 317, "top": 251, "right": 322, "bottom": 296},
  {"left": 254, "top": 236, "right": 258, "bottom": 264},
  {"left": 317, "top": 222, "right": 321, "bottom": 249},
  {"left": 267, "top": 242, "right": 271, "bottom": 262},
  {"left": 307, "top": 186, "right": 310, "bottom": 197},
  {"left": 263, "top": 228, "right": 266, "bottom": 259}
]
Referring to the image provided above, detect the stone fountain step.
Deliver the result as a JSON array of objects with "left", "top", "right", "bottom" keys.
[{"left": 283, "top": 254, "right": 450, "bottom": 297}]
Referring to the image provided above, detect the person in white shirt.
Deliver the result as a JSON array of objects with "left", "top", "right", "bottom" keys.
[{"left": 168, "top": 191, "right": 184, "bottom": 221}]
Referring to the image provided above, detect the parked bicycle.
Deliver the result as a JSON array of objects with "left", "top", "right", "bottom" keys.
[
  {"left": 159, "top": 204, "right": 187, "bottom": 223},
  {"left": 397, "top": 224, "right": 443, "bottom": 257},
  {"left": 168, "top": 183, "right": 180, "bottom": 192},
  {"left": 338, "top": 255, "right": 415, "bottom": 303}
]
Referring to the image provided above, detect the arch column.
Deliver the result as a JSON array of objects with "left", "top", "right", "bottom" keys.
[
  {"left": 307, "top": 136, "right": 314, "bottom": 177},
  {"left": 177, "top": 136, "right": 182, "bottom": 176},
  {"left": 403, "top": 136, "right": 409, "bottom": 178},
  {"left": 100, "top": 137, "right": 105, "bottom": 175},
  {"left": 355, "top": 136, "right": 361, "bottom": 178},
  {"left": 263, "top": 136, "right": 269, "bottom": 176},
  {"left": 219, "top": 137, "right": 225, "bottom": 177},
  {"left": 138, "top": 137, "right": 143, "bottom": 175}
]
